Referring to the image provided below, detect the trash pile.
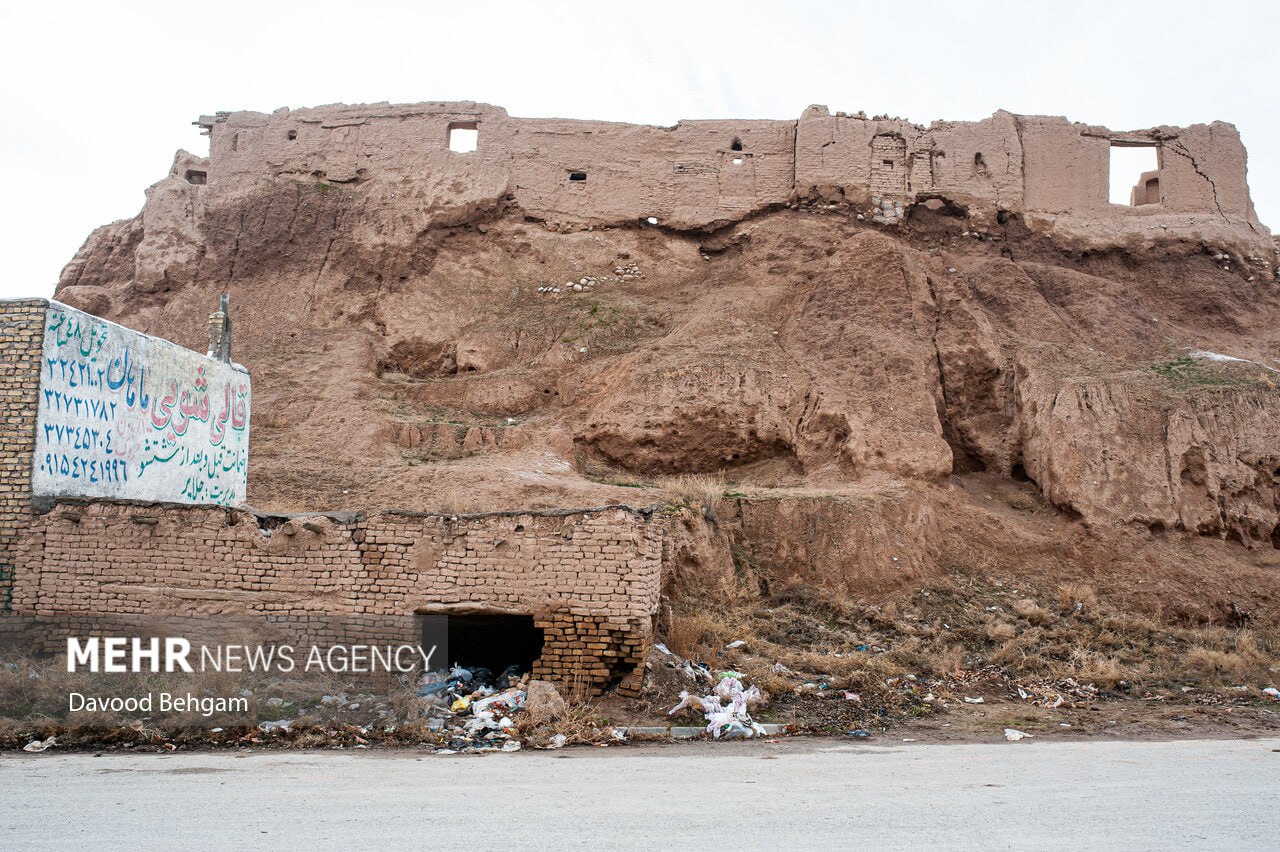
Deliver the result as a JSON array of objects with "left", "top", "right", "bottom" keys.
[
  {"left": 1014, "top": 678, "right": 1100, "bottom": 708},
  {"left": 669, "top": 671, "right": 768, "bottom": 739},
  {"left": 417, "top": 664, "right": 529, "bottom": 753}
]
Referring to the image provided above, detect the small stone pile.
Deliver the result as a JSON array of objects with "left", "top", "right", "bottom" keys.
[{"left": 536, "top": 263, "right": 644, "bottom": 295}]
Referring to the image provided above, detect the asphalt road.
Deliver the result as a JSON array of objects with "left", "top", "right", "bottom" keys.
[{"left": 4, "top": 737, "right": 1278, "bottom": 850}]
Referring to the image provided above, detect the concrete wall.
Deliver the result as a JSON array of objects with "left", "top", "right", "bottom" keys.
[
  {"left": 29, "top": 301, "right": 250, "bottom": 507},
  {"left": 11, "top": 502, "right": 663, "bottom": 695}
]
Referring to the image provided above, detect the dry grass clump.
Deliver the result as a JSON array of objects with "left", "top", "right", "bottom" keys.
[
  {"left": 660, "top": 561, "right": 1280, "bottom": 708},
  {"left": 656, "top": 473, "right": 728, "bottom": 512},
  {"left": 1011, "top": 598, "right": 1055, "bottom": 626},
  {"left": 1182, "top": 631, "right": 1274, "bottom": 684},
  {"left": 434, "top": 488, "right": 486, "bottom": 514},
  {"left": 515, "top": 702, "right": 616, "bottom": 747},
  {"left": 1056, "top": 583, "right": 1098, "bottom": 614},
  {"left": 666, "top": 611, "right": 725, "bottom": 660}
]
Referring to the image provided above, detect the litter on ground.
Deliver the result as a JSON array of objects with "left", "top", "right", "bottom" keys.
[{"left": 669, "top": 672, "right": 768, "bottom": 739}]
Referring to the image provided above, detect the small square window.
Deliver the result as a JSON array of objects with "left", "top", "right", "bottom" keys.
[{"left": 448, "top": 122, "right": 479, "bottom": 153}]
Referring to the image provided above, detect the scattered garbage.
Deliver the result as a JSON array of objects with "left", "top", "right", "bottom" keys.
[
  {"left": 1004, "top": 728, "right": 1033, "bottom": 741},
  {"left": 414, "top": 662, "right": 536, "bottom": 754},
  {"left": 1263, "top": 687, "right": 1280, "bottom": 701},
  {"left": 669, "top": 672, "right": 768, "bottom": 739},
  {"left": 258, "top": 720, "right": 292, "bottom": 733},
  {"left": 547, "top": 733, "right": 568, "bottom": 750},
  {"left": 725, "top": 640, "right": 747, "bottom": 650},
  {"left": 963, "top": 697, "right": 985, "bottom": 704},
  {"left": 1016, "top": 684, "right": 1063, "bottom": 709},
  {"left": 22, "top": 736, "right": 56, "bottom": 753},
  {"left": 846, "top": 729, "right": 871, "bottom": 738}
]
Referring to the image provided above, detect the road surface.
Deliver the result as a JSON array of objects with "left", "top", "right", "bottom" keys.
[{"left": 3, "top": 737, "right": 1278, "bottom": 849}]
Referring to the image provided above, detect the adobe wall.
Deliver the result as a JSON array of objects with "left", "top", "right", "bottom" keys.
[
  {"left": 9, "top": 502, "right": 664, "bottom": 695},
  {"left": 182, "top": 101, "right": 1264, "bottom": 245},
  {"left": 0, "top": 300, "right": 46, "bottom": 614}
]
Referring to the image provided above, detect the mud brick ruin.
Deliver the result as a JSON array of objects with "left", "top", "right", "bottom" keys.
[
  {"left": 4, "top": 101, "right": 1273, "bottom": 696},
  {"left": 183, "top": 101, "right": 1260, "bottom": 244}
]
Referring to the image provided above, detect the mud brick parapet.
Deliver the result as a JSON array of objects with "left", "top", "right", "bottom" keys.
[
  {"left": 9, "top": 502, "right": 664, "bottom": 696},
  {"left": 0, "top": 300, "right": 46, "bottom": 613}
]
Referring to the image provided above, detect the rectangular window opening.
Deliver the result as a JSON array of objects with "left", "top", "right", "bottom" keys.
[
  {"left": 568, "top": 171, "right": 587, "bottom": 182},
  {"left": 1109, "top": 142, "right": 1160, "bottom": 206},
  {"left": 447, "top": 122, "right": 479, "bottom": 154},
  {"left": 184, "top": 170, "right": 207, "bottom": 185}
]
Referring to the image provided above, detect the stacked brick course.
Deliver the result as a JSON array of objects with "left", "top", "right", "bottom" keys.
[
  {"left": 12, "top": 502, "right": 663, "bottom": 695},
  {"left": 0, "top": 300, "right": 46, "bottom": 614}
]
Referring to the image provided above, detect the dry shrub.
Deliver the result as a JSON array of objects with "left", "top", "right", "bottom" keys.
[
  {"left": 731, "top": 657, "right": 798, "bottom": 697},
  {"left": 1182, "top": 631, "right": 1273, "bottom": 684},
  {"left": 435, "top": 488, "right": 485, "bottom": 514},
  {"left": 1012, "top": 598, "right": 1055, "bottom": 626},
  {"left": 985, "top": 619, "right": 1017, "bottom": 641},
  {"left": 1056, "top": 583, "right": 1098, "bottom": 614},
  {"left": 988, "top": 637, "right": 1030, "bottom": 668},
  {"left": 665, "top": 610, "right": 724, "bottom": 660},
  {"left": 515, "top": 702, "right": 615, "bottom": 747},
  {"left": 1067, "top": 650, "right": 1128, "bottom": 687}
]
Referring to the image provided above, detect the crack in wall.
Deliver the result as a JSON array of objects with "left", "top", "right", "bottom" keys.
[{"left": 1164, "top": 139, "right": 1228, "bottom": 222}]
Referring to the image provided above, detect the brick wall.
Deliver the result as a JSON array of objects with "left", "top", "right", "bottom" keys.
[
  {"left": 0, "top": 299, "right": 46, "bottom": 614},
  {"left": 11, "top": 501, "right": 664, "bottom": 695}
]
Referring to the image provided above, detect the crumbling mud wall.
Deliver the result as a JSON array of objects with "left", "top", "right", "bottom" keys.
[
  {"left": 28, "top": 301, "right": 251, "bottom": 507},
  {"left": 151, "top": 101, "right": 1265, "bottom": 246},
  {"left": 10, "top": 502, "right": 663, "bottom": 695}
]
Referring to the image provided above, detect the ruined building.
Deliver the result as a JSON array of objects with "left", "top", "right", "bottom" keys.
[{"left": 5, "top": 101, "right": 1278, "bottom": 694}]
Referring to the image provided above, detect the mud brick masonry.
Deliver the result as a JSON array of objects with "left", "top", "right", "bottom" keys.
[
  {"left": 0, "top": 300, "right": 45, "bottom": 614},
  {"left": 1, "top": 299, "right": 665, "bottom": 695}
]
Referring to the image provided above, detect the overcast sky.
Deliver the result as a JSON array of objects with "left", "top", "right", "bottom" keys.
[{"left": 1, "top": 0, "right": 1274, "bottom": 300}]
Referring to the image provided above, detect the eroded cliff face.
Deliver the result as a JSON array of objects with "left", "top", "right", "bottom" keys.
[{"left": 51, "top": 102, "right": 1280, "bottom": 622}]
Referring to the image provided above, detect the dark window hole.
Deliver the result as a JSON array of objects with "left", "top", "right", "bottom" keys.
[{"left": 569, "top": 171, "right": 587, "bottom": 182}]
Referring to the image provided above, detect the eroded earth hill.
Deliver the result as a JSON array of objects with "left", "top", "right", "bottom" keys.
[{"left": 54, "top": 101, "right": 1280, "bottom": 629}]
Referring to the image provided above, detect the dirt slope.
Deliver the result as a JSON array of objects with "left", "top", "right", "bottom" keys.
[{"left": 53, "top": 173, "right": 1280, "bottom": 623}]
